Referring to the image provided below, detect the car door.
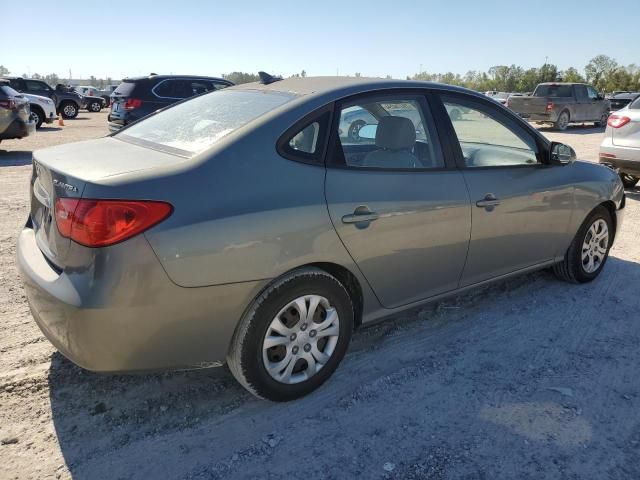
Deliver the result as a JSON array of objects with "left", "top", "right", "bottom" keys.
[
  {"left": 574, "top": 85, "right": 589, "bottom": 122},
  {"left": 437, "top": 93, "right": 574, "bottom": 287},
  {"left": 324, "top": 92, "right": 471, "bottom": 308},
  {"left": 586, "top": 85, "right": 604, "bottom": 120}
]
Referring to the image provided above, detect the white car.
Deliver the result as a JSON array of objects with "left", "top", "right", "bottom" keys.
[
  {"left": 21, "top": 93, "right": 57, "bottom": 129},
  {"left": 599, "top": 96, "right": 640, "bottom": 188}
]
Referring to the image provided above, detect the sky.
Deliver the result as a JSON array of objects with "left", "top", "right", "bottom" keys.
[{"left": 2, "top": 0, "right": 639, "bottom": 80}]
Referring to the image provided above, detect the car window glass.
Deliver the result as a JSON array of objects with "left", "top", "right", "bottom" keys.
[
  {"left": 154, "top": 79, "right": 191, "bottom": 99},
  {"left": 533, "top": 85, "right": 572, "bottom": 97},
  {"left": 587, "top": 86, "right": 599, "bottom": 100},
  {"left": 25, "top": 80, "right": 50, "bottom": 92},
  {"left": 630, "top": 97, "right": 640, "bottom": 110},
  {"left": 336, "top": 96, "right": 443, "bottom": 169},
  {"left": 289, "top": 122, "right": 320, "bottom": 154},
  {"left": 575, "top": 85, "right": 588, "bottom": 100},
  {"left": 443, "top": 98, "right": 539, "bottom": 168}
]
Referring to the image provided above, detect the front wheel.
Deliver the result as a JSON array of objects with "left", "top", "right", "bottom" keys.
[
  {"left": 227, "top": 268, "right": 354, "bottom": 401},
  {"left": 596, "top": 113, "right": 609, "bottom": 128},
  {"left": 30, "top": 107, "right": 44, "bottom": 129},
  {"left": 553, "top": 206, "right": 612, "bottom": 283},
  {"left": 620, "top": 173, "right": 639, "bottom": 188}
]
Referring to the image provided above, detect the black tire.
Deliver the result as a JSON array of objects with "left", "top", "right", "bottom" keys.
[
  {"left": 101, "top": 95, "right": 110, "bottom": 107},
  {"left": 553, "top": 205, "right": 613, "bottom": 283},
  {"left": 88, "top": 100, "right": 102, "bottom": 112},
  {"left": 59, "top": 101, "right": 79, "bottom": 119},
  {"left": 595, "top": 112, "right": 609, "bottom": 128},
  {"left": 227, "top": 267, "right": 354, "bottom": 401},
  {"left": 620, "top": 173, "right": 639, "bottom": 188},
  {"left": 347, "top": 120, "right": 366, "bottom": 141},
  {"left": 554, "top": 110, "right": 569, "bottom": 131},
  {"left": 30, "top": 106, "right": 44, "bottom": 129}
]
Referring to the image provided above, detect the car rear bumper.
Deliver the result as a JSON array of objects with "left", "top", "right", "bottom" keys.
[
  {"left": 17, "top": 227, "right": 267, "bottom": 373},
  {"left": 520, "top": 113, "right": 557, "bottom": 123},
  {"left": 600, "top": 140, "right": 640, "bottom": 176},
  {"left": 0, "top": 118, "right": 36, "bottom": 139}
]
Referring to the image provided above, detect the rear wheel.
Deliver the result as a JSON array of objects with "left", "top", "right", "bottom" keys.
[
  {"left": 60, "top": 101, "right": 78, "bottom": 119},
  {"left": 554, "top": 110, "right": 569, "bottom": 131},
  {"left": 620, "top": 173, "right": 639, "bottom": 188},
  {"left": 553, "top": 206, "right": 612, "bottom": 283},
  {"left": 227, "top": 267, "right": 354, "bottom": 401},
  {"left": 88, "top": 100, "right": 102, "bottom": 112}
]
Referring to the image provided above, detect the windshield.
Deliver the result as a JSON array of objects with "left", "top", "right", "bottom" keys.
[
  {"left": 117, "top": 89, "right": 295, "bottom": 156},
  {"left": 533, "top": 85, "right": 573, "bottom": 97}
]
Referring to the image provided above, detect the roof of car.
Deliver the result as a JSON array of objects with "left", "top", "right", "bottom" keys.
[
  {"left": 230, "top": 76, "right": 472, "bottom": 98},
  {"left": 123, "top": 74, "right": 231, "bottom": 83}
]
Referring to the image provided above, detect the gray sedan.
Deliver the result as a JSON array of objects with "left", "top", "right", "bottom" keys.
[
  {"left": 599, "top": 96, "right": 640, "bottom": 188},
  {"left": 17, "top": 77, "right": 626, "bottom": 401}
]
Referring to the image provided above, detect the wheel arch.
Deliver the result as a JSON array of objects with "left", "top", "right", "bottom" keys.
[
  {"left": 308, "top": 262, "right": 364, "bottom": 328},
  {"left": 600, "top": 200, "right": 618, "bottom": 244}
]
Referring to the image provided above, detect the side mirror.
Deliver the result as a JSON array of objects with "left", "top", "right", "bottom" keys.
[
  {"left": 550, "top": 141, "right": 576, "bottom": 164},
  {"left": 358, "top": 124, "right": 377, "bottom": 140}
]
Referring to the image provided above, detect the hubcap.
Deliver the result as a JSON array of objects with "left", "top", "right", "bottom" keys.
[
  {"left": 558, "top": 113, "right": 568, "bottom": 129},
  {"left": 64, "top": 104, "right": 75, "bottom": 116},
  {"left": 91, "top": 103, "right": 100, "bottom": 111},
  {"left": 581, "top": 218, "right": 609, "bottom": 273},
  {"left": 30, "top": 111, "right": 39, "bottom": 125},
  {"left": 262, "top": 295, "right": 340, "bottom": 384}
]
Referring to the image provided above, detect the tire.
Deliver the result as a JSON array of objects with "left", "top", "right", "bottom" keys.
[
  {"left": 620, "top": 173, "right": 639, "bottom": 188},
  {"left": 554, "top": 110, "right": 569, "bottom": 131},
  {"left": 595, "top": 112, "right": 609, "bottom": 128},
  {"left": 88, "top": 100, "right": 102, "bottom": 112},
  {"left": 59, "top": 101, "right": 79, "bottom": 119},
  {"left": 101, "top": 95, "right": 110, "bottom": 107},
  {"left": 553, "top": 205, "right": 613, "bottom": 283},
  {"left": 347, "top": 120, "right": 366, "bottom": 141},
  {"left": 30, "top": 106, "right": 44, "bottom": 129},
  {"left": 227, "top": 267, "right": 354, "bottom": 401}
]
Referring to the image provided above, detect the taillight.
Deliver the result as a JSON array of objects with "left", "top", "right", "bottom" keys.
[
  {"left": 54, "top": 198, "right": 172, "bottom": 247},
  {"left": 545, "top": 101, "right": 554, "bottom": 112},
  {"left": 607, "top": 115, "right": 630, "bottom": 128},
  {"left": 0, "top": 99, "right": 16, "bottom": 110},
  {"left": 123, "top": 98, "right": 143, "bottom": 110}
]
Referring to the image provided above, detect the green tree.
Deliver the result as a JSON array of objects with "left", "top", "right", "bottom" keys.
[
  {"left": 561, "top": 67, "right": 584, "bottom": 83},
  {"left": 44, "top": 73, "right": 60, "bottom": 87},
  {"left": 222, "top": 72, "right": 260, "bottom": 84},
  {"left": 585, "top": 55, "right": 618, "bottom": 90},
  {"left": 0, "top": 65, "right": 9, "bottom": 75}
]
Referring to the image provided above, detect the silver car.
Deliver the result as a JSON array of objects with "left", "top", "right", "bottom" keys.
[
  {"left": 599, "top": 96, "right": 640, "bottom": 188},
  {"left": 17, "top": 77, "right": 626, "bottom": 401}
]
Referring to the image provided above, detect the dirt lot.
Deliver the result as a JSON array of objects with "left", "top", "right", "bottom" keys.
[{"left": 1, "top": 113, "right": 639, "bottom": 479}]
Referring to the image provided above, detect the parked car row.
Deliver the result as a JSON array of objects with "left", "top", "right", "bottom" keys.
[{"left": 0, "top": 80, "right": 36, "bottom": 143}]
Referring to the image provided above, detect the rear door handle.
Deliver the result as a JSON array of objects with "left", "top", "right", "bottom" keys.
[
  {"left": 342, "top": 206, "right": 379, "bottom": 225},
  {"left": 476, "top": 194, "right": 501, "bottom": 208}
]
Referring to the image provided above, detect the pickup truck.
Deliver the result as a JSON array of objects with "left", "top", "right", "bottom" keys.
[
  {"left": 507, "top": 82, "right": 610, "bottom": 131},
  {"left": 0, "top": 77, "right": 86, "bottom": 119}
]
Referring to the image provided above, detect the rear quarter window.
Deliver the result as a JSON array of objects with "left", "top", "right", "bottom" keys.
[
  {"left": 112, "top": 81, "right": 137, "bottom": 96},
  {"left": 630, "top": 97, "right": 640, "bottom": 110}
]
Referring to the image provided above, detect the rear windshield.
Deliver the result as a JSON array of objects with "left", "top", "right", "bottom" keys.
[
  {"left": 0, "top": 85, "right": 20, "bottom": 97},
  {"left": 112, "top": 81, "right": 136, "bottom": 96},
  {"left": 116, "top": 89, "right": 294, "bottom": 156},
  {"left": 533, "top": 85, "right": 573, "bottom": 97},
  {"left": 630, "top": 97, "right": 640, "bottom": 110}
]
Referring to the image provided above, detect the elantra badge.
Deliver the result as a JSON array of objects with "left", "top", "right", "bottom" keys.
[{"left": 53, "top": 179, "right": 78, "bottom": 192}]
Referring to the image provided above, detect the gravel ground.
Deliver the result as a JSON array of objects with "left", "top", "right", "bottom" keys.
[{"left": 1, "top": 113, "right": 639, "bottom": 479}]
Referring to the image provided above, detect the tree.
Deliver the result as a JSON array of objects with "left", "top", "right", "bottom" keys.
[
  {"left": 538, "top": 63, "right": 559, "bottom": 83},
  {"left": 0, "top": 65, "right": 9, "bottom": 75},
  {"left": 561, "top": 67, "right": 584, "bottom": 83},
  {"left": 222, "top": 72, "right": 260, "bottom": 84},
  {"left": 44, "top": 73, "right": 60, "bottom": 87},
  {"left": 300, "top": 70, "right": 306, "bottom": 78},
  {"left": 354, "top": 72, "right": 361, "bottom": 77},
  {"left": 585, "top": 55, "right": 618, "bottom": 90}
]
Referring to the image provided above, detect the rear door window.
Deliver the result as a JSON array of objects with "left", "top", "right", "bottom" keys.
[{"left": 25, "top": 80, "right": 51, "bottom": 93}]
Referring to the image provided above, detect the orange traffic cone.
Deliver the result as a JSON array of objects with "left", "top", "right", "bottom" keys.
[{"left": 58, "top": 115, "right": 65, "bottom": 127}]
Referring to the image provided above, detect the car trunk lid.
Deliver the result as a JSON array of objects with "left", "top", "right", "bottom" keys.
[{"left": 612, "top": 110, "right": 640, "bottom": 147}]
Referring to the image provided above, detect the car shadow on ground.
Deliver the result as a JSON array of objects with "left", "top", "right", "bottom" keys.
[
  {"left": 0, "top": 150, "right": 32, "bottom": 167},
  {"left": 39, "top": 126, "right": 62, "bottom": 132},
  {"left": 535, "top": 124, "right": 605, "bottom": 135},
  {"left": 46, "top": 255, "right": 640, "bottom": 478}
]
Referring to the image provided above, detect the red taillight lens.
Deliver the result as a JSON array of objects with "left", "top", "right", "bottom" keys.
[
  {"left": 123, "top": 98, "right": 143, "bottom": 110},
  {"left": 545, "top": 101, "right": 554, "bottom": 112},
  {"left": 54, "top": 199, "right": 172, "bottom": 247},
  {"left": 607, "top": 115, "right": 630, "bottom": 128},
  {"left": 0, "top": 99, "right": 16, "bottom": 110}
]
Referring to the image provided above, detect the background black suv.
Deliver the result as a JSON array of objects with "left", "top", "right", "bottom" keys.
[
  {"left": 108, "top": 74, "right": 233, "bottom": 131},
  {"left": 1, "top": 76, "right": 87, "bottom": 119}
]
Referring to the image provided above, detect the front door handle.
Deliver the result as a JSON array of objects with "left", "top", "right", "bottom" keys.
[
  {"left": 476, "top": 194, "right": 501, "bottom": 209},
  {"left": 342, "top": 205, "right": 379, "bottom": 225}
]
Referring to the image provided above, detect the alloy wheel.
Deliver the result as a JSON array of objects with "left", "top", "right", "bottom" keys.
[
  {"left": 63, "top": 104, "right": 76, "bottom": 117},
  {"left": 581, "top": 218, "right": 609, "bottom": 273},
  {"left": 262, "top": 295, "right": 340, "bottom": 384},
  {"left": 30, "top": 111, "right": 40, "bottom": 127}
]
